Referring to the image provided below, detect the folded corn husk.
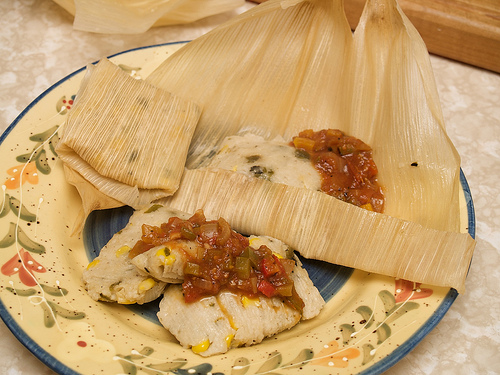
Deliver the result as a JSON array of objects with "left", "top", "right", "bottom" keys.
[
  {"left": 52, "top": 0, "right": 245, "bottom": 34},
  {"left": 145, "top": 0, "right": 475, "bottom": 292},
  {"left": 56, "top": 58, "right": 201, "bottom": 230},
  {"left": 161, "top": 168, "right": 475, "bottom": 293}
]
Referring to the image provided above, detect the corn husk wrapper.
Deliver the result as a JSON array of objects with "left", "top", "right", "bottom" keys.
[
  {"left": 56, "top": 58, "right": 201, "bottom": 229},
  {"left": 51, "top": 0, "right": 245, "bottom": 34},
  {"left": 147, "top": 0, "right": 475, "bottom": 292},
  {"left": 161, "top": 168, "right": 474, "bottom": 293},
  {"left": 62, "top": 165, "right": 123, "bottom": 235}
]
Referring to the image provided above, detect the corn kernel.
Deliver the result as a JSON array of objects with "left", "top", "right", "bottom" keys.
[
  {"left": 156, "top": 247, "right": 176, "bottom": 265},
  {"left": 115, "top": 245, "right": 131, "bottom": 257},
  {"left": 119, "top": 299, "right": 136, "bottom": 305},
  {"left": 192, "top": 339, "right": 210, "bottom": 354},
  {"left": 272, "top": 252, "right": 283, "bottom": 259},
  {"left": 225, "top": 334, "right": 234, "bottom": 349},
  {"left": 156, "top": 247, "right": 167, "bottom": 257},
  {"left": 241, "top": 295, "right": 261, "bottom": 308},
  {"left": 138, "top": 278, "right": 156, "bottom": 291},
  {"left": 165, "top": 254, "right": 176, "bottom": 265},
  {"left": 87, "top": 259, "right": 100, "bottom": 270}
]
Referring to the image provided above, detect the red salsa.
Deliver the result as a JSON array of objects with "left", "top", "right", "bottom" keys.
[
  {"left": 292, "top": 129, "right": 385, "bottom": 212},
  {"left": 129, "top": 209, "right": 304, "bottom": 312}
]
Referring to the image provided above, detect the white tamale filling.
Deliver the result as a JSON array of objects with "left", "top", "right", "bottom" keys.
[{"left": 206, "top": 133, "right": 321, "bottom": 191}]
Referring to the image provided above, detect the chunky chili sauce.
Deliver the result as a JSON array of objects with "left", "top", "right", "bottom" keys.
[
  {"left": 292, "top": 129, "right": 384, "bottom": 212},
  {"left": 129, "top": 209, "right": 304, "bottom": 312}
]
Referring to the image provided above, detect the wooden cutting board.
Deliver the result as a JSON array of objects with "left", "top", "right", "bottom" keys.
[{"left": 249, "top": 0, "right": 500, "bottom": 73}]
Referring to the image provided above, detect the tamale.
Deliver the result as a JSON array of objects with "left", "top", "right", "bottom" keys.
[
  {"left": 56, "top": 58, "right": 201, "bottom": 224},
  {"left": 83, "top": 204, "right": 191, "bottom": 304},
  {"left": 161, "top": 168, "right": 474, "bottom": 293},
  {"left": 146, "top": 0, "right": 475, "bottom": 291},
  {"left": 156, "top": 233, "right": 323, "bottom": 356}
]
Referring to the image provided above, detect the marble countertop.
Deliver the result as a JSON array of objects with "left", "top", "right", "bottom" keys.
[{"left": 1, "top": 1, "right": 499, "bottom": 374}]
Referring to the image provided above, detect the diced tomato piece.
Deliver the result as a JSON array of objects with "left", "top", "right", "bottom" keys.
[
  {"left": 260, "top": 257, "right": 280, "bottom": 277},
  {"left": 258, "top": 279, "right": 276, "bottom": 298}
]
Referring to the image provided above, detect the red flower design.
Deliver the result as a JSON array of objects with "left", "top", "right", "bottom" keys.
[
  {"left": 61, "top": 98, "right": 74, "bottom": 110},
  {"left": 394, "top": 279, "right": 433, "bottom": 303},
  {"left": 56, "top": 94, "right": 76, "bottom": 114},
  {"left": 1, "top": 248, "right": 46, "bottom": 286}
]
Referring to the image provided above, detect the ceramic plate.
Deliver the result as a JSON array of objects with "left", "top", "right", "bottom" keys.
[{"left": 0, "top": 42, "right": 475, "bottom": 375}]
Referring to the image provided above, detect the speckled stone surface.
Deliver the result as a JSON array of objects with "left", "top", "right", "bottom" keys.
[{"left": 1, "top": 1, "right": 499, "bottom": 374}]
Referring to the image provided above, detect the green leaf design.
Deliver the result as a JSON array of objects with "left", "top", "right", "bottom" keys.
[
  {"left": 361, "top": 343, "right": 376, "bottom": 365},
  {"left": 255, "top": 351, "right": 282, "bottom": 374},
  {"left": 356, "top": 305, "right": 374, "bottom": 328},
  {"left": 340, "top": 323, "right": 355, "bottom": 344},
  {"left": 385, "top": 301, "right": 420, "bottom": 325},
  {"left": 7, "top": 284, "right": 71, "bottom": 299},
  {"left": 128, "top": 346, "right": 155, "bottom": 360},
  {"left": 0, "top": 222, "right": 16, "bottom": 247},
  {"left": 0, "top": 222, "right": 45, "bottom": 253},
  {"left": 116, "top": 355, "right": 137, "bottom": 375},
  {"left": 0, "top": 198, "right": 11, "bottom": 218},
  {"left": 17, "top": 224, "right": 45, "bottom": 254},
  {"left": 40, "top": 300, "right": 86, "bottom": 327},
  {"left": 139, "top": 346, "right": 155, "bottom": 357},
  {"left": 6, "top": 287, "right": 38, "bottom": 297},
  {"left": 41, "top": 301, "right": 56, "bottom": 328},
  {"left": 41, "top": 284, "right": 69, "bottom": 296},
  {"left": 232, "top": 357, "right": 250, "bottom": 375},
  {"left": 16, "top": 146, "right": 42, "bottom": 163},
  {"left": 47, "top": 300, "right": 86, "bottom": 320},
  {"left": 378, "top": 290, "right": 396, "bottom": 313},
  {"left": 35, "top": 148, "right": 51, "bottom": 175},
  {"left": 49, "top": 130, "right": 59, "bottom": 157},
  {"left": 375, "top": 323, "right": 391, "bottom": 344},
  {"left": 29, "top": 125, "right": 59, "bottom": 143},
  {"left": 281, "top": 348, "right": 314, "bottom": 369},
  {"left": 8, "top": 195, "right": 37, "bottom": 222}
]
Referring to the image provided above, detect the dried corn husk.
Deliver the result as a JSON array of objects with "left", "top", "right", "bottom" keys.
[
  {"left": 56, "top": 58, "right": 200, "bottom": 227},
  {"left": 145, "top": 0, "right": 475, "bottom": 291},
  {"left": 52, "top": 0, "right": 245, "bottom": 34},
  {"left": 146, "top": 0, "right": 460, "bottom": 232},
  {"left": 160, "top": 168, "right": 474, "bottom": 293},
  {"left": 62, "top": 165, "right": 123, "bottom": 235},
  {"left": 147, "top": 0, "right": 353, "bottom": 171},
  {"left": 348, "top": 0, "right": 462, "bottom": 232}
]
